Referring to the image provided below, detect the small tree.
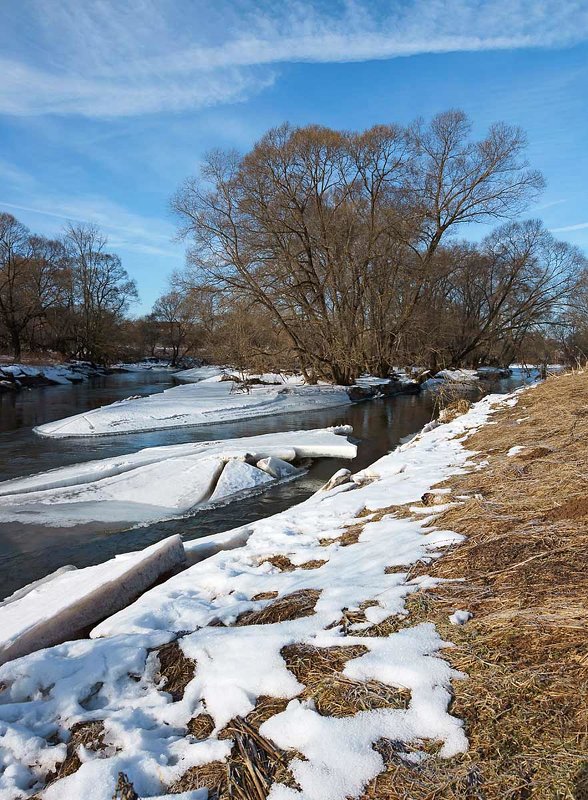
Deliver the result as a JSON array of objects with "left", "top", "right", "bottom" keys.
[
  {"left": 0, "top": 213, "right": 66, "bottom": 359},
  {"left": 63, "top": 223, "right": 138, "bottom": 363}
]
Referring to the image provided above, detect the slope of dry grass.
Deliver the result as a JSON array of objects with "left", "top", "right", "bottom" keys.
[{"left": 359, "top": 371, "right": 588, "bottom": 799}]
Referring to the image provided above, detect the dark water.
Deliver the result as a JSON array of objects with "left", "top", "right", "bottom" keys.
[{"left": 0, "top": 371, "right": 526, "bottom": 598}]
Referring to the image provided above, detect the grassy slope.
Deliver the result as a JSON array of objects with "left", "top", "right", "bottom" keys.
[{"left": 362, "top": 371, "right": 588, "bottom": 799}]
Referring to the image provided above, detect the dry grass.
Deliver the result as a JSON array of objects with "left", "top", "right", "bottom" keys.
[
  {"left": 235, "top": 589, "right": 320, "bottom": 626},
  {"left": 45, "top": 721, "right": 106, "bottom": 785},
  {"left": 357, "top": 370, "right": 588, "bottom": 799},
  {"left": 169, "top": 760, "right": 228, "bottom": 798},
  {"left": 188, "top": 713, "right": 216, "bottom": 739},
  {"left": 169, "top": 699, "right": 299, "bottom": 799},
  {"left": 112, "top": 772, "right": 139, "bottom": 800},
  {"left": 438, "top": 398, "right": 472, "bottom": 423},
  {"left": 251, "top": 590, "right": 279, "bottom": 601},
  {"left": 259, "top": 555, "right": 327, "bottom": 571},
  {"left": 298, "top": 558, "right": 327, "bottom": 569},
  {"left": 153, "top": 640, "right": 196, "bottom": 701},
  {"left": 282, "top": 643, "right": 411, "bottom": 717},
  {"left": 320, "top": 521, "right": 365, "bottom": 547},
  {"left": 260, "top": 554, "right": 296, "bottom": 571}
]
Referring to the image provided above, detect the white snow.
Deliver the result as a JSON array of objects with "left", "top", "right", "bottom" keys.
[
  {"left": 112, "top": 360, "right": 175, "bottom": 372},
  {"left": 172, "top": 365, "right": 228, "bottom": 382},
  {"left": 449, "top": 610, "right": 473, "bottom": 626},
  {"left": 0, "top": 387, "right": 525, "bottom": 800},
  {"left": 34, "top": 375, "right": 352, "bottom": 438},
  {"left": 507, "top": 445, "right": 526, "bottom": 457},
  {"left": 434, "top": 369, "right": 479, "bottom": 383},
  {"left": 0, "top": 428, "right": 356, "bottom": 527},
  {"left": 0, "top": 535, "right": 185, "bottom": 666},
  {"left": 0, "top": 363, "right": 86, "bottom": 385}
]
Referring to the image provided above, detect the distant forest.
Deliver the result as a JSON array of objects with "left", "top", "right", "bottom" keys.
[{"left": 2, "top": 111, "right": 587, "bottom": 381}]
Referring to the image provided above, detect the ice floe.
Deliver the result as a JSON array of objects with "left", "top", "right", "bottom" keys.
[
  {"left": 0, "top": 535, "right": 185, "bottom": 666},
  {"left": 34, "top": 375, "right": 351, "bottom": 437},
  {"left": 0, "top": 428, "right": 356, "bottom": 527}
]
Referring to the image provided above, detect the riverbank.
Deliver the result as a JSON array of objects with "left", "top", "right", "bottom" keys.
[
  {"left": 0, "top": 374, "right": 568, "bottom": 800},
  {"left": 0, "top": 359, "right": 176, "bottom": 393},
  {"left": 2, "top": 372, "right": 583, "bottom": 799},
  {"left": 364, "top": 369, "right": 587, "bottom": 799}
]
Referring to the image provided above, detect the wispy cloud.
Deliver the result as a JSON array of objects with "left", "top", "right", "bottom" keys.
[
  {"left": 551, "top": 222, "right": 588, "bottom": 233},
  {"left": 0, "top": 193, "right": 181, "bottom": 260},
  {"left": 535, "top": 199, "right": 567, "bottom": 211},
  {"left": 1, "top": 0, "right": 587, "bottom": 118}
]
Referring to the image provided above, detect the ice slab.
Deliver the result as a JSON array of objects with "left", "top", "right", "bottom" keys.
[
  {"left": 0, "top": 535, "right": 185, "bottom": 666},
  {"left": 34, "top": 377, "right": 351, "bottom": 438},
  {"left": 208, "top": 460, "right": 272, "bottom": 503},
  {"left": 0, "top": 428, "right": 356, "bottom": 527}
]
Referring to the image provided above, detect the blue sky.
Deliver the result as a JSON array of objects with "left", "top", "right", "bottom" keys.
[{"left": 1, "top": 0, "right": 587, "bottom": 313}]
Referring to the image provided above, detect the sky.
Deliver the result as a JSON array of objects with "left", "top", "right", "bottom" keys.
[{"left": 1, "top": 0, "right": 587, "bottom": 314}]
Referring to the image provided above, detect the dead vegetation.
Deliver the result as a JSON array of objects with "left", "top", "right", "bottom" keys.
[
  {"left": 188, "top": 712, "right": 216, "bottom": 739},
  {"left": 259, "top": 554, "right": 327, "bottom": 571},
  {"left": 169, "top": 699, "right": 299, "bottom": 799},
  {"left": 112, "top": 772, "right": 139, "bottom": 800},
  {"left": 235, "top": 589, "right": 320, "bottom": 626},
  {"left": 45, "top": 720, "right": 106, "bottom": 785},
  {"left": 358, "top": 371, "right": 588, "bottom": 799},
  {"left": 281, "top": 643, "right": 411, "bottom": 716},
  {"left": 153, "top": 640, "right": 196, "bottom": 701},
  {"left": 438, "top": 397, "right": 472, "bottom": 423}
]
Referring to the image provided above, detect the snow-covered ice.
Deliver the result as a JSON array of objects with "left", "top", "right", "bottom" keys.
[
  {"left": 34, "top": 374, "right": 352, "bottom": 437},
  {"left": 0, "top": 428, "right": 356, "bottom": 527},
  {"left": 436, "top": 369, "right": 479, "bottom": 382},
  {"left": 0, "top": 535, "right": 185, "bottom": 666},
  {"left": 0, "top": 388, "right": 525, "bottom": 800}
]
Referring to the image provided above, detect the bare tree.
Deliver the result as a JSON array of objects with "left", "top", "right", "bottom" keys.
[
  {"left": 172, "top": 112, "right": 544, "bottom": 383},
  {"left": 0, "top": 213, "right": 67, "bottom": 358},
  {"left": 63, "top": 223, "right": 138, "bottom": 362},
  {"left": 151, "top": 290, "right": 201, "bottom": 365}
]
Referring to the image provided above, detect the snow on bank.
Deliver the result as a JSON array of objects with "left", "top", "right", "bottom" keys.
[
  {"left": 34, "top": 375, "right": 352, "bottom": 438},
  {"left": 112, "top": 360, "right": 176, "bottom": 373},
  {"left": 0, "top": 428, "right": 356, "bottom": 528},
  {"left": 0, "top": 388, "right": 524, "bottom": 800},
  {"left": 0, "top": 362, "right": 102, "bottom": 388},
  {"left": 0, "top": 536, "right": 185, "bottom": 667}
]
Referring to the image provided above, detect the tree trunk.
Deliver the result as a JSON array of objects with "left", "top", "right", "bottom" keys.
[{"left": 10, "top": 327, "right": 21, "bottom": 360}]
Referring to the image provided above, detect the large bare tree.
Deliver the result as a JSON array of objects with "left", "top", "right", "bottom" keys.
[{"left": 172, "top": 112, "right": 544, "bottom": 383}]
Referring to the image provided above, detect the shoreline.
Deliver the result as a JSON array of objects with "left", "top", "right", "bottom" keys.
[{"left": 0, "top": 383, "right": 520, "bottom": 799}]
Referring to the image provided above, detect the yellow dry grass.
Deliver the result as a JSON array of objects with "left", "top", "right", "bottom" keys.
[{"left": 358, "top": 370, "right": 588, "bottom": 799}]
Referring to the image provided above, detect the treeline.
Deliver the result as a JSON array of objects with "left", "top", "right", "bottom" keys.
[
  {"left": 168, "top": 111, "right": 588, "bottom": 383},
  {"left": 0, "top": 215, "right": 137, "bottom": 363},
  {"left": 4, "top": 111, "right": 588, "bottom": 376}
]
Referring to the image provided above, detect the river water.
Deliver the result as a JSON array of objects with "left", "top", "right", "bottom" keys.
[{"left": 0, "top": 371, "right": 524, "bottom": 598}]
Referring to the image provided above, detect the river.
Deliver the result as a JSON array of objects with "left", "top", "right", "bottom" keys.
[{"left": 0, "top": 370, "right": 525, "bottom": 598}]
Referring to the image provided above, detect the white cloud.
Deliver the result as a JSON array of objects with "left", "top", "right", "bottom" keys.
[
  {"left": 550, "top": 222, "right": 588, "bottom": 233},
  {"left": 0, "top": 196, "right": 181, "bottom": 259},
  {"left": 1, "top": 0, "right": 587, "bottom": 118}
]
